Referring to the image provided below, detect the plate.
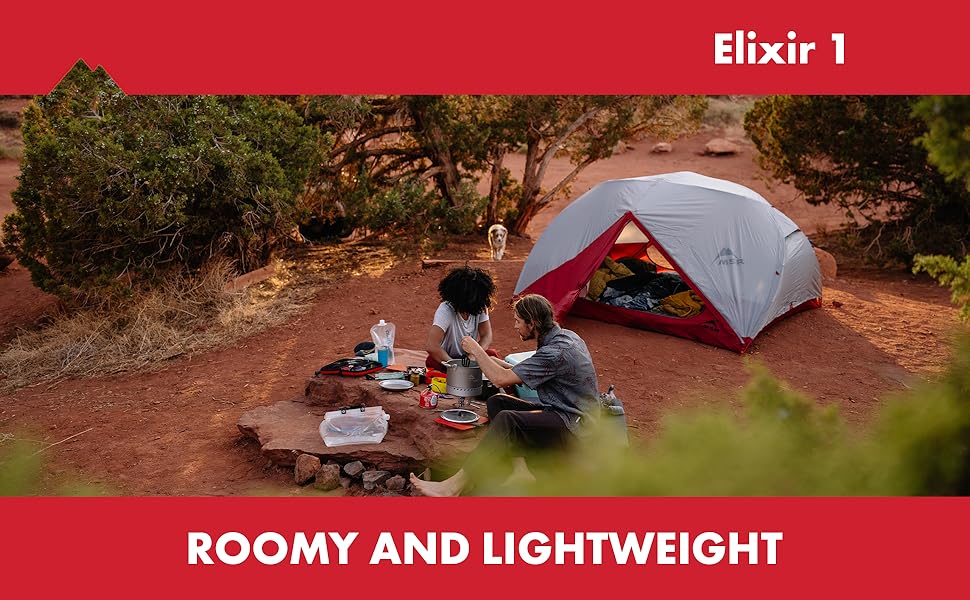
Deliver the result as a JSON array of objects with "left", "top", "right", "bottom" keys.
[
  {"left": 379, "top": 380, "right": 414, "bottom": 391},
  {"left": 440, "top": 408, "right": 479, "bottom": 424}
]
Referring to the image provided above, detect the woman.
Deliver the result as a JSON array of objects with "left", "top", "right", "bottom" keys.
[{"left": 426, "top": 266, "right": 499, "bottom": 370}]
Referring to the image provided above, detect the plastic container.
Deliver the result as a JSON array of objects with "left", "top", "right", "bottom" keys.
[
  {"left": 319, "top": 406, "right": 390, "bottom": 447},
  {"left": 504, "top": 351, "right": 539, "bottom": 400},
  {"left": 370, "top": 319, "right": 396, "bottom": 367}
]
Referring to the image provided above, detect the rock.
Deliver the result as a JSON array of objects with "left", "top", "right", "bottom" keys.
[
  {"left": 703, "top": 138, "right": 741, "bottom": 155},
  {"left": 343, "top": 460, "right": 365, "bottom": 478},
  {"left": 340, "top": 476, "right": 353, "bottom": 489},
  {"left": 237, "top": 373, "right": 483, "bottom": 472},
  {"left": 651, "top": 142, "right": 673, "bottom": 153},
  {"left": 814, "top": 247, "right": 838, "bottom": 281},
  {"left": 362, "top": 470, "right": 391, "bottom": 491},
  {"left": 0, "top": 253, "right": 14, "bottom": 272},
  {"left": 312, "top": 464, "right": 341, "bottom": 491},
  {"left": 385, "top": 475, "right": 406, "bottom": 492},
  {"left": 294, "top": 454, "right": 321, "bottom": 485}
]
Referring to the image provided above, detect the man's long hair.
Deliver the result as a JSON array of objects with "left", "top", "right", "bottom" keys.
[{"left": 514, "top": 294, "right": 557, "bottom": 338}]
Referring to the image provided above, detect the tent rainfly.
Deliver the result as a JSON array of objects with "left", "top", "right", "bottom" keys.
[{"left": 513, "top": 172, "right": 822, "bottom": 352}]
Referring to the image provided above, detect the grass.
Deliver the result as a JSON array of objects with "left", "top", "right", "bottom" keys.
[
  {"left": 0, "top": 242, "right": 398, "bottom": 392},
  {"left": 0, "top": 129, "right": 23, "bottom": 160},
  {"left": 701, "top": 96, "right": 758, "bottom": 138},
  {"left": 0, "top": 258, "right": 318, "bottom": 391}
]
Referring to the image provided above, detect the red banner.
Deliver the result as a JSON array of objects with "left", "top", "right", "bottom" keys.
[
  {"left": 3, "top": 3, "right": 967, "bottom": 597},
  {"left": 1, "top": 1, "right": 967, "bottom": 94},
  {"left": 2, "top": 497, "right": 967, "bottom": 597}
]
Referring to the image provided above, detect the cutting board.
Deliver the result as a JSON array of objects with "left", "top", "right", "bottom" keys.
[{"left": 435, "top": 415, "right": 489, "bottom": 431}]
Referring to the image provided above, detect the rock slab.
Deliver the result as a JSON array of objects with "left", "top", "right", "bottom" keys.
[{"left": 238, "top": 372, "right": 485, "bottom": 473}]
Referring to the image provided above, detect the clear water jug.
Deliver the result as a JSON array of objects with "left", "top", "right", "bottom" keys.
[{"left": 370, "top": 319, "right": 396, "bottom": 367}]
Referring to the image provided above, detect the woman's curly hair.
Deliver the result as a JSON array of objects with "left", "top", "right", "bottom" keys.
[{"left": 438, "top": 266, "right": 495, "bottom": 316}]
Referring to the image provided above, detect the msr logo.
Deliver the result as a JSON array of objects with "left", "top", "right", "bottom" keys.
[{"left": 714, "top": 248, "right": 744, "bottom": 266}]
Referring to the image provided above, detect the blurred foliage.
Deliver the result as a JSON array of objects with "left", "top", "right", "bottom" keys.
[
  {"left": 745, "top": 96, "right": 970, "bottom": 262},
  {"left": 468, "top": 333, "right": 970, "bottom": 497},
  {"left": 913, "top": 254, "right": 970, "bottom": 322},
  {"left": 2, "top": 62, "right": 321, "bottom": 304},
  {"left": 914, "top": 96, "right": 970, "bottom": 191},
  {"left": 0, "top": 439, "right": 105, "bottom": 496}
]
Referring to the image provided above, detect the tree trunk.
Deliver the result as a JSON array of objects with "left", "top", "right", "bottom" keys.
[
  {"left": 485, "top": 150, "right": 505, "bottom": 226},
  {"left": 408, "top": 98, "right": 462, "bottom": 207}
]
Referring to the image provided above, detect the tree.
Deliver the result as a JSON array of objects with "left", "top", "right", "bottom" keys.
[
  {"left": 295, "top": 95, "right": 705, "bottom": 239},
  {"left": 914, "top": 96, "right": 970, "bottom": 191},
  {"left": 497, "top": 96, "right": 705, "bottom": 235},
  {"left": 745, "top": 96, "right": 970, "bottom": 259},
  {"left": 2, "top": 63, "right": 320, "bottom": 302}
]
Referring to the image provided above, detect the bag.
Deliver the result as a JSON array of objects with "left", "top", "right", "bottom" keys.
[
  {"left": 319, "top": 405, "right": 390, "bottom": 447},
  {"left": 315, "top": 358, "right": 384, "bottom": 377}
]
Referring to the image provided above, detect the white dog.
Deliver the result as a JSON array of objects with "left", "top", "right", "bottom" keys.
[{"left": 488, "top": 224, "right": 508, "bottom": 261}]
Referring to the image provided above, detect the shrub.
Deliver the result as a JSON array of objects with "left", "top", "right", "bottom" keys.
[
  {"left": 745, "top": 96, "right": 970, "bottom": 261},
  {"left": 2, "top": 63, "right": 321, "bottom": 303},
  {"left": 913, "top": 254, "right": 970, "bottom": 322}
]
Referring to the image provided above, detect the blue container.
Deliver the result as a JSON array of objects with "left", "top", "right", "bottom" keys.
[
  {"left": 504, "top": 351, "right": 539, "bottom": 400},
  {"left": 377, "top": 346, "right": 390, "bottom": 367}
]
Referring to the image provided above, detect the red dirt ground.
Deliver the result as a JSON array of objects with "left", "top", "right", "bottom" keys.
[{"left": 0, "top": 131, "right": 960, "bottom": 495}]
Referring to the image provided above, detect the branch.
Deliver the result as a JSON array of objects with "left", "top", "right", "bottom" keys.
[
  {"left": 328, "top": 125, "right": 415, "bottom": 159},
  {"left": 534, "top": 106, "right": 603, "bottom": 189},
  {"left": 537, "top": 156, "right": 597, "bottom": 206}
]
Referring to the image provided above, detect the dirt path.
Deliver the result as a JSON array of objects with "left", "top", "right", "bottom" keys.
[{"left": 0, "top": 132, "right": 961, "bottom": 495}]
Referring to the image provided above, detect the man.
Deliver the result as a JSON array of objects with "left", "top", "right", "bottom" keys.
[{"left": 410, "top": 294, "right": 599, "bottom": 496}]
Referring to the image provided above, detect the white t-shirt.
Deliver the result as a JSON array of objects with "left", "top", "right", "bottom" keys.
[{"left": 432, "top": 302, "right": 489, "bottom": 359}]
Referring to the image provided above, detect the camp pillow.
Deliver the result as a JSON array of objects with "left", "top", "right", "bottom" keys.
[{"left": 315, "top": 358, "right": 384, "bottom": 377}]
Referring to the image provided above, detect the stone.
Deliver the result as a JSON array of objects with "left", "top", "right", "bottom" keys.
[
  {"left": 651, "top": 142, "right": 673, "bottom": 153},
  {"left": 339, "top": 476, "right": 353, "bottom": 489},
  {"left": 703, "top": 138, "right": 741, "bottom": 155},
  {"left": 343, "top": 460, "right": 365, "bottom": 478},
  {"left": 362, "top": 470, "right": 391, "bottom": 491},
  {"left": 237, "top": 370, "right": 484, "bottom": 472},
  {"left": 294, "top": 454, "right": 321, "bottom": 485},
  {"left": 612, "top": 141, "right": 634, "bottom": 155},
  {"left": 814, "top": 247, "right": 838, "bottom": 281},
  {"left": 385, "top": 475, "right": 406, "bottom": 492},
  {"left": 312, "top": 464, "right": 341, "bottom": 491}
]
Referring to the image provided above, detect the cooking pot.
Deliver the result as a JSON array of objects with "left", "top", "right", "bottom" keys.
[{"left": 443, "top": 358, "right": 483, "bottom": 397}]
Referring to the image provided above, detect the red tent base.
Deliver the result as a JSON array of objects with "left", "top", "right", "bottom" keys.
[
  {"left": 571, "top": 297, "right": 746, "bottom": 352},
  {"left": 570, "top": 296, "right": 821, "bottom": 353}
]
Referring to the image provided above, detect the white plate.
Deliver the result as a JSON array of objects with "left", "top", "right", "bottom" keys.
[
  {"left": 440, "top": 408, "right": 479, "bottom": 424},
  {"left": 379, "top": 380, "right": 414, "bottom": 391}
]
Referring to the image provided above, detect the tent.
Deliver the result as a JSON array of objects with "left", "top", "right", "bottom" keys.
[{"left": 513, "top": 171, "right": 822, "bottom": 352}]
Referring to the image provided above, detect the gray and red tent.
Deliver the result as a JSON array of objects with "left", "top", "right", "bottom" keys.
[{"left": 513, "top": 172, "right": 822, "bottom": 352}]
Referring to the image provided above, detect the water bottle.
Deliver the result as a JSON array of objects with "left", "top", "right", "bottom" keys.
[
  {"left": 599, "top": 384, "right": 629, "bottom": 447},
  {"left": 370, "top": 319, "right": 396, "bottom": 367}
]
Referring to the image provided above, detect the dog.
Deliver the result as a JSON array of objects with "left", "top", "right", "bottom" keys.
[{"left": 488, "top": 224, "right": 508, "bottom": 261}]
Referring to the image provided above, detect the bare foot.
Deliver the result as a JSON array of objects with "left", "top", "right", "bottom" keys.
[
  {"left": 409, "top": 470, "right": 467, "bottom": 497},
  {"left": 503, "top": 457, "right": 537, "bottom": 487}
]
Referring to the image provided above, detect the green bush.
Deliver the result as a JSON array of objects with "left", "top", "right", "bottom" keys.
[
  {"left": 745, "top": 96, "right": 970, "bottom": 261},
  {"left": 357, "top": 177, "right": 486, "bottom": 239},
  {"left": 913, "top": 254, "right": 970, "bottom": 322},
  {"left": 480, "top": 333, "right": 970, "bottom": 497},
  {"left": 2, "top": 63, "right": 320, "bottom": 302}
]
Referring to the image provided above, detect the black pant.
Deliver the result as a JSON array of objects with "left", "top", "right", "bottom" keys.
[{"left": 463, "top": 394, "right": 571, "bottom": 488}]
